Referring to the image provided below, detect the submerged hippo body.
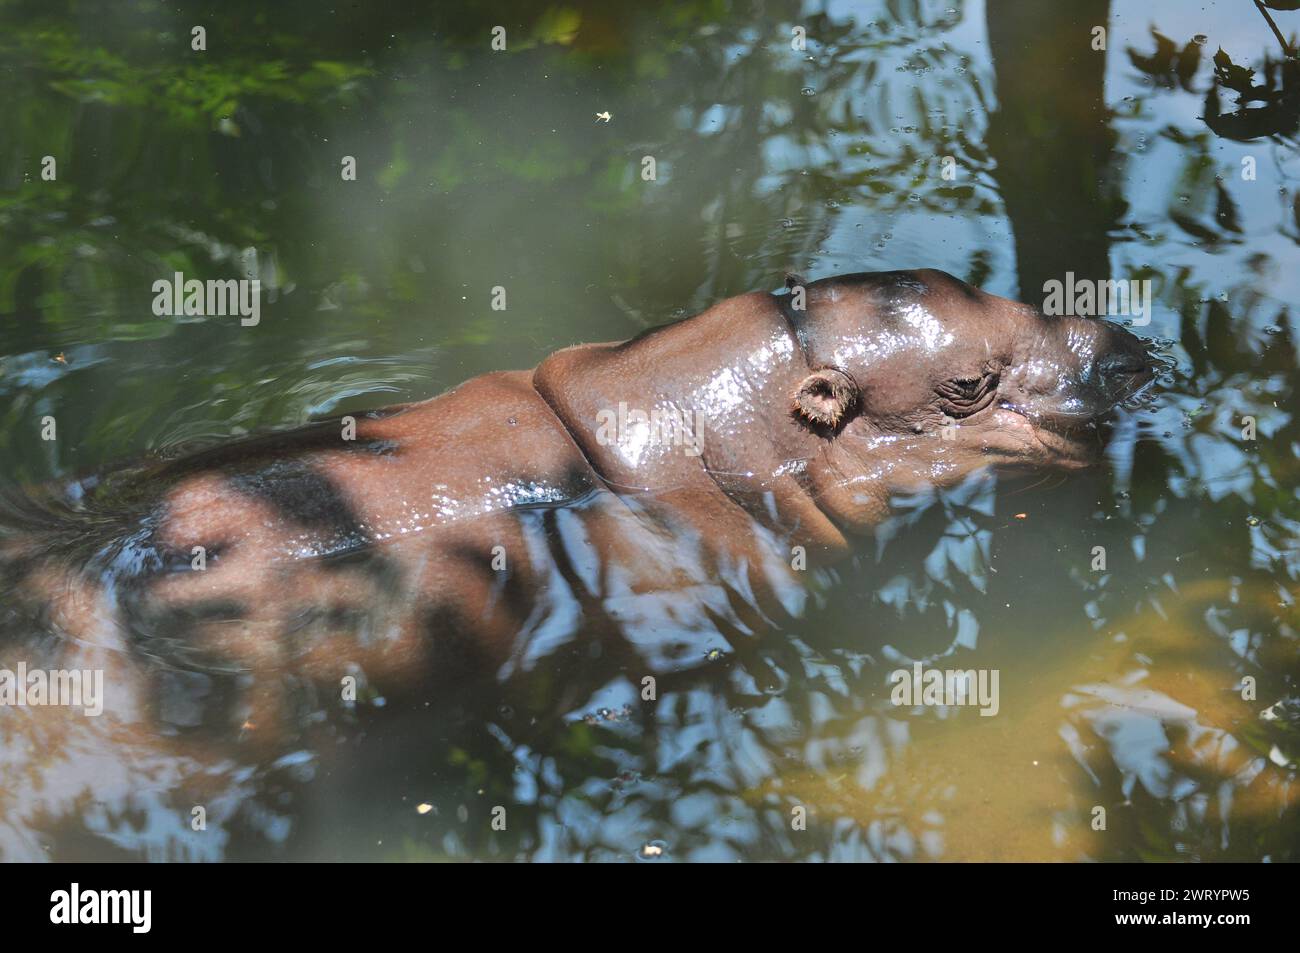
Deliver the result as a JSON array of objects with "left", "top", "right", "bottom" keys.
[{"left": 0, "top": 269, "right": 1151, "bottom": 857}]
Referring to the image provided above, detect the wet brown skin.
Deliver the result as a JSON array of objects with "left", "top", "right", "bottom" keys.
[{"left": 0, "top": 269, "right": 1152, "bottom": 798}]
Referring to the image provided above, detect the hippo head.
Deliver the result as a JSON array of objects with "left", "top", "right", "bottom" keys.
[
  {"left": 534, "top": 268, "right": 1154, "bottom": 544},
  {"left": 783, "top": 269, "right": 1153, "bottom": 527}
]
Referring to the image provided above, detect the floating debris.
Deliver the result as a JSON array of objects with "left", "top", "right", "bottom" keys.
[{"left": 582, "top": 704, "right": 633, "bottom": 725}]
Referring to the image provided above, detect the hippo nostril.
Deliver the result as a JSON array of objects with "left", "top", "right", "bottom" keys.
[{"left": 1095, "top": 351, "right": 1149, "bottom": 380}]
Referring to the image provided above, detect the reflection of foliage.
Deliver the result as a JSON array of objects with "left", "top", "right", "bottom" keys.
[
  {"left": 1205, "top": 48, "right": 1300, "bottom": 140},
  {"left": 1127, "top": 30, "right": 1202, "bottom": 91},
  {"left": 5, "top": 27, "right": 370, "bottom": 133},
  {"left": 1126, "top": 21, "right": 1300, "bottom": 141}
]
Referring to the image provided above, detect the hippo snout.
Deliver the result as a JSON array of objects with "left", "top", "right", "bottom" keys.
[
  {"left": 995, "top": 318, "right": 1153, "bottom": 426},
  {"left": 1089, "top": 323, "right": 1155, "bottom": 402}
]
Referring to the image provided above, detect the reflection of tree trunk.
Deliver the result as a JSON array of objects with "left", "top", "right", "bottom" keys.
[{"left": 986, "top": 0, "right": 1119, "bottom": 304}]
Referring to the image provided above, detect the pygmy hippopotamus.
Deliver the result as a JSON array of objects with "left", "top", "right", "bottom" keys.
[{"left": 0, "top": 268, "right": 1152, "bottom": 768}]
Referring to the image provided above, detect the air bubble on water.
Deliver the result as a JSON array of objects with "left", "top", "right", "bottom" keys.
[
  {"left": 801, "top": 86, "right": 816, "bottom": 96},
  {"left": 1177, "top": 194, "right": 1190, "bottom": 204},
  {"left": 1247, "top": 516, "right": 1261, "bottom": 527},
  {"left": 1264, "top": 325, "right": 1283, "bottom": 334},
  {"left": 1193, "top": 34, "right": 1207, "bottom": 44},
  {"left": 637, "top": 841, "right": 668, "bottom": 861},
  {"left": 780, "top": 218, "right": 795, "bottom": 228}
]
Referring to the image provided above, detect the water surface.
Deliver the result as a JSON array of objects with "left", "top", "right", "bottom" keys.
[{"left": 0, "top": 0, "right": 1296, "bottom": 861}]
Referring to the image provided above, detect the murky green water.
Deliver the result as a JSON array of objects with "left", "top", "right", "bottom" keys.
[{"left": 0, "top": 0, "right": 1296, "bottom": 861}]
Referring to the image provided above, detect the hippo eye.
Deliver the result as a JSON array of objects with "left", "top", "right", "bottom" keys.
[{"left": 936, "top": 372, "right": 999, "bottom": 418}]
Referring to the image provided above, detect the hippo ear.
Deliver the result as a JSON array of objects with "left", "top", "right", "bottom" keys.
[{"left": 792, "top": 368, "right": 859, "bottom": 433}]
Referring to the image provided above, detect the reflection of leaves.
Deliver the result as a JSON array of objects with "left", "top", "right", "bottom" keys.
[
  {"left": 1203, "top": 49, "right": 1300, "bottom": 140},
  {"left": 1127, "top": 30, "right": 1201, "bottom": 92},
  {"left": 1214, "top": 181, "right": 1243, "bottom": 233},
  {"left": 4, "top": 28, "right": 370, "bottom": 132},
  {"left": 1212, "top": 48, "right": 1264, "bottom": 99}
]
